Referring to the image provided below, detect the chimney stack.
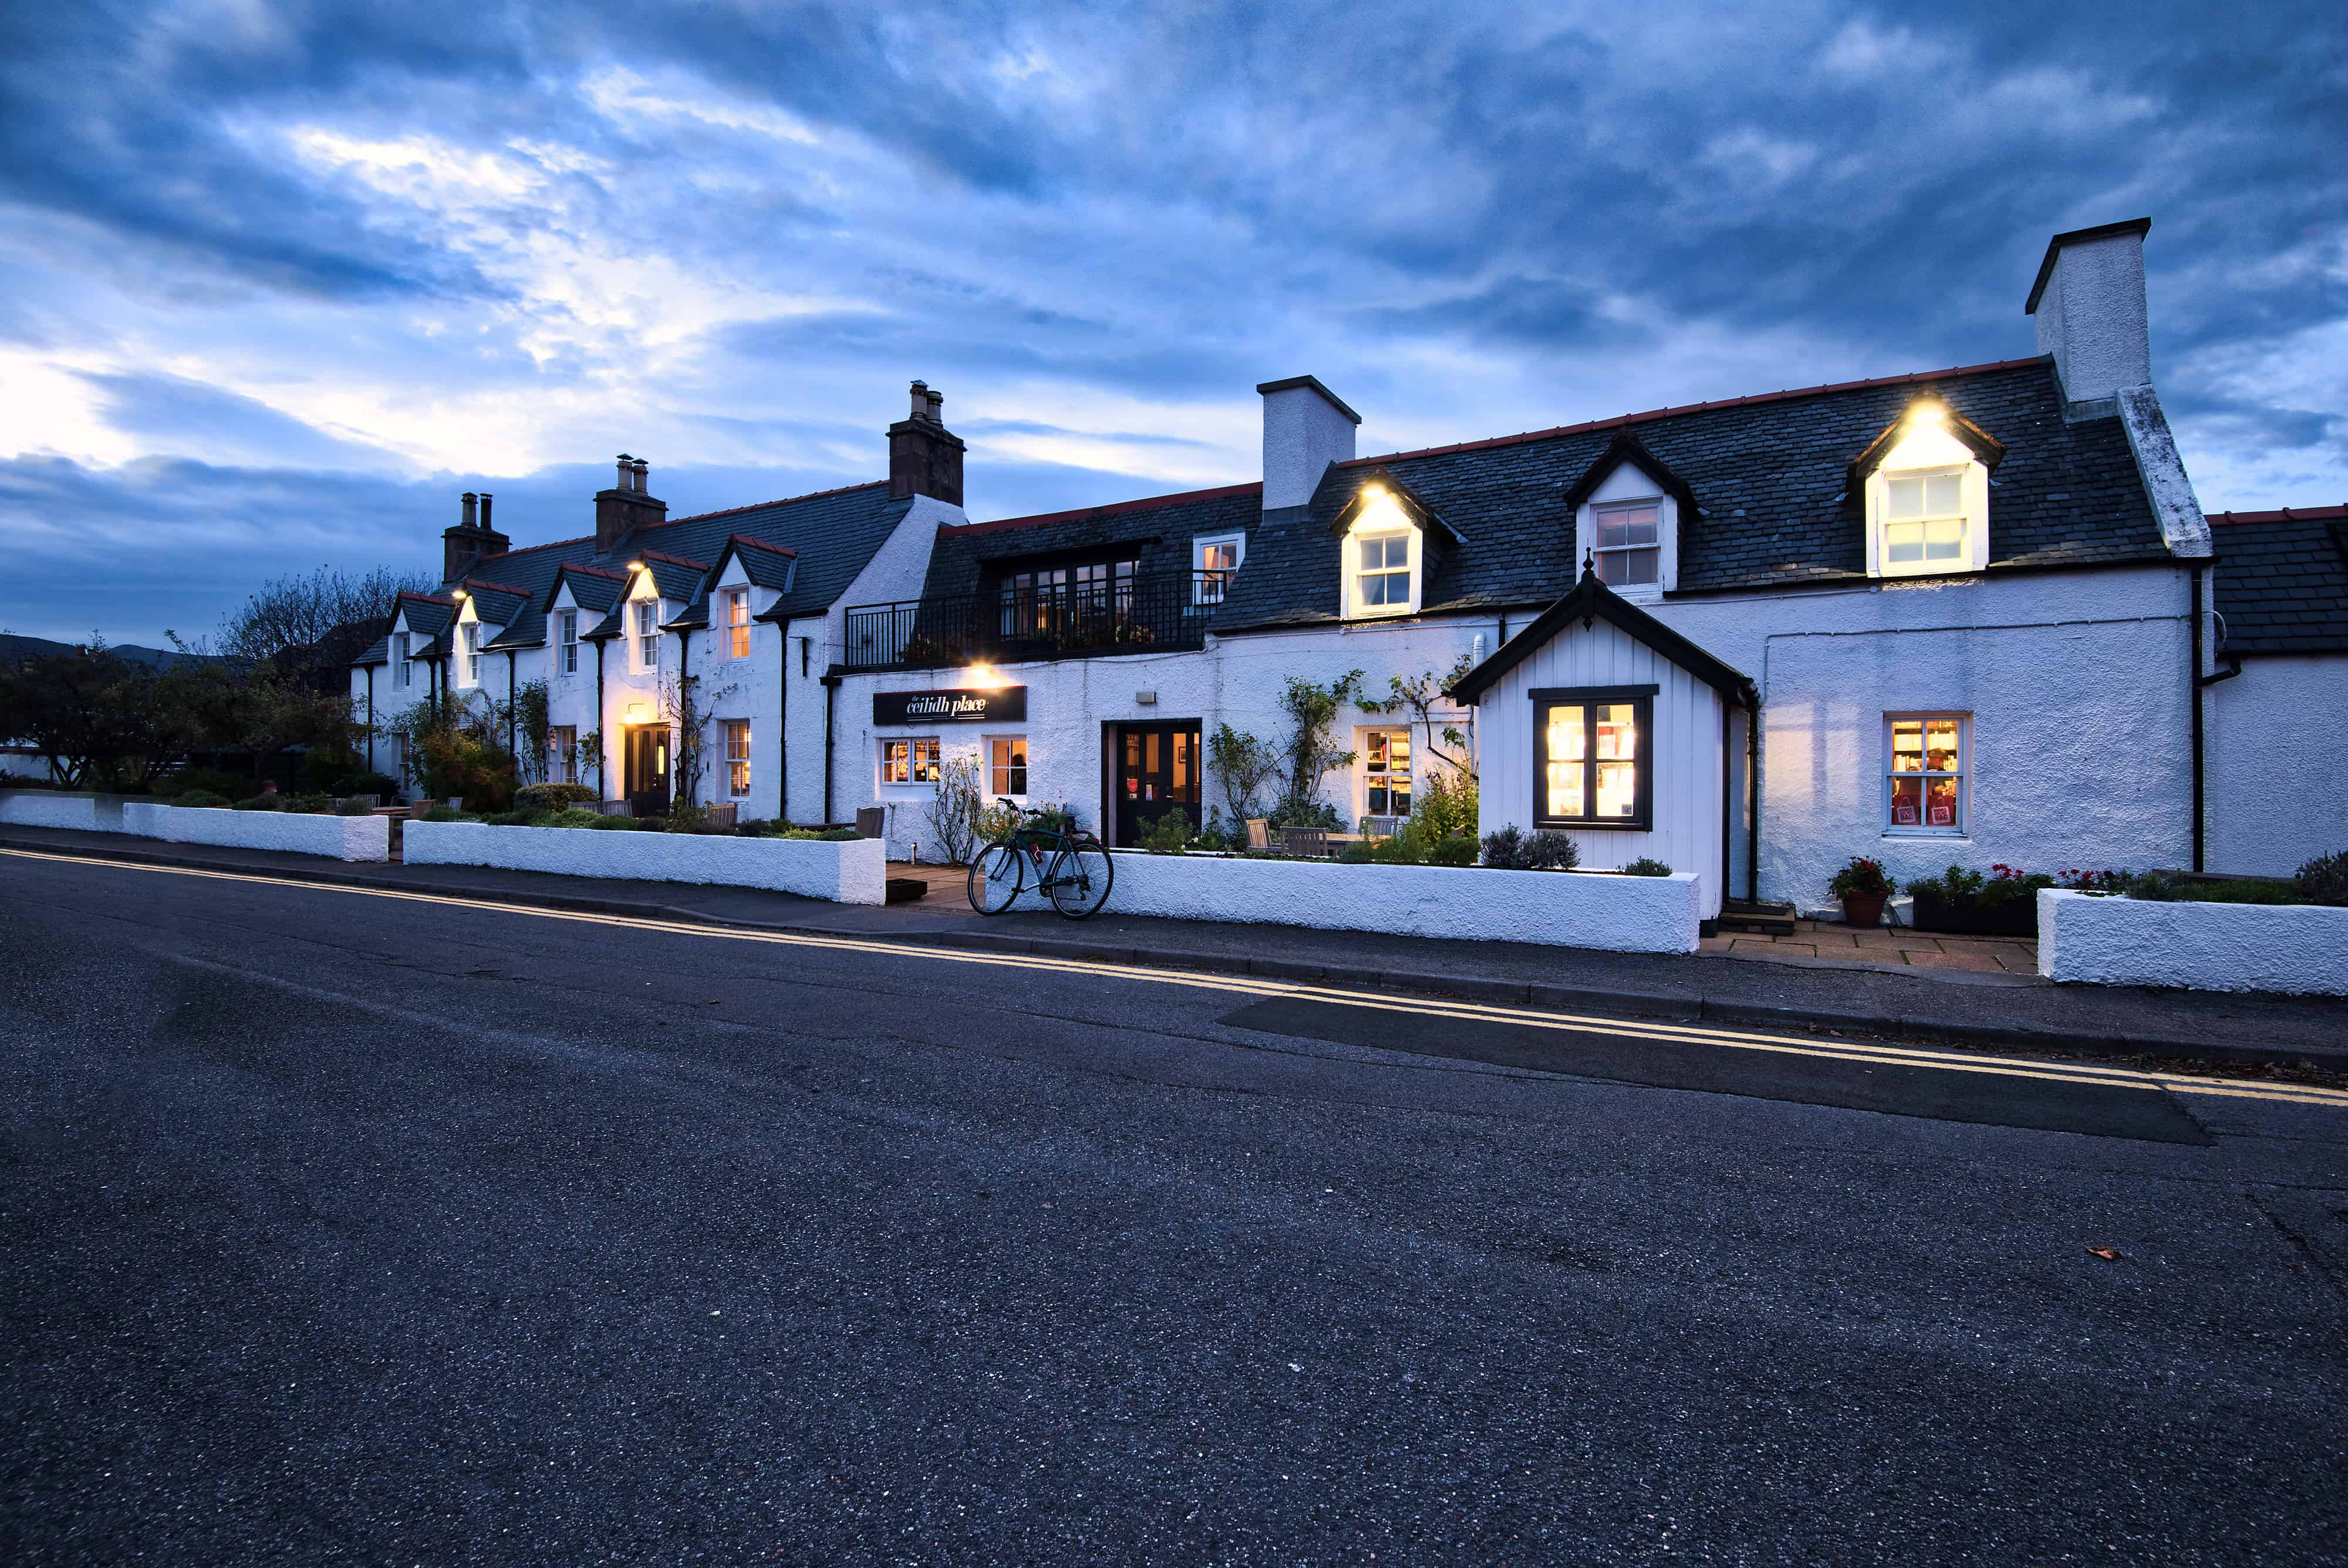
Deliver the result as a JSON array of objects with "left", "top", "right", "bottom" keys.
[
  {"left": 2025, "top": 218, "right": 2153, "bottom": 413},
  {"left": 1257, "top": 375, "right": 1360, "bottom": 512},
  {"left": 888, "top": 379, "right": 966, "bottom": 505},
  {"left": 443, "top": 488, "right": 511, "bottom": 583},
  {"left": 596, "top": 450, "right": 667, "bottom": 551}
]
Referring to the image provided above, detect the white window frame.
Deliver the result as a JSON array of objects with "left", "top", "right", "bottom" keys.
[
  {"left": 1193, "top": 533, "right": 1245, "bottom": 605},
  {"left": 458, "top": 621, "right": 481, "bottom": 688},
  {"left": 558, "top": 612, "right": 578, "bottom": 675},
  {"left": 1344, "top": 527, "right": 1418, "bottom": 619},
  {"left": 880, "top": 737, "right": 942, "bottom": 788},
  {"left": 722, "top": 719, "right": 752, "bottom": 798},
  {"left": 987, "top": 734, "right": 1028, "bottom": 800},
  {"left": 1573, "top": 462, "right": 1678, "bottom": 600},
  {"left": 724, "top": 589, "right": 751, "bottom": 660},
  {"left": 548, "top": 724, "right": 577, "bottom": 785},
  {"left": 1361, "top": 727, "right": 1413, "bottom": 820},
  {"left": 1588, "top": 498, "right": 1665, "bottom": 592},
  {"left": 393, "top": 631, "right": 411, "bottom": 690},
  {"left": 633, "top": 601, "right": 661, "bottom": 673},
  {"left": 1863, "top": 422, "right": 1990, "bottom": 579},
  {"left": 1884, "top": 713, "right": 1970, "bottom": 837}
]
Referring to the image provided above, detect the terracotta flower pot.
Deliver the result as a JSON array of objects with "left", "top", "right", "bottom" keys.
[{"left": 1841, "top": 890, "right": 1888, "bottom": 928}]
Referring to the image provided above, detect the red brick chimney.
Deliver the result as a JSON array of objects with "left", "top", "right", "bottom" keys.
[
  {"left": 443, "top": 489, "right": 511, "bottom": 582},
  {"left": 888, "top": 381, "right": 965, "bottom": 505},
  {"left": 596, "top": 452, "right": 667, "bottom": 552}
]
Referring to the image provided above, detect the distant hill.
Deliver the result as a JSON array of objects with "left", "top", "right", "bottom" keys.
[{"left": 0, "top": 633, "right": 215, "bottom": 669}]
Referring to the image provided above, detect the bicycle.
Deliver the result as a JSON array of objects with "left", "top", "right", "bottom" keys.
[{"left": 966, "top": 798, "right": 1115, "bottom": 919}]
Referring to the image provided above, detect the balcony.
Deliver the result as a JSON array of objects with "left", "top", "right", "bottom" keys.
[{"left": 845, "top": 571, "right": 1232, "bottom": 672}]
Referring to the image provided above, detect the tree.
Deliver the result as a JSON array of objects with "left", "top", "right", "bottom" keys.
[
  {"left": 215, "top": 564, "right": 435, "bottom": 691},
  {"left": 661, "top": 669, "right": 737, "bottom": 811},
  {"left": 0, "top": 644, "right": 187, "bottom": 788},
  {"left": 1206, "top": 723, "right": 1281, "bottom": 823},
  {"left": 166, "top": 649, "right": 357, "bottom": 780},
  {"left": 1361, "top": 653, "right": 1479, "bottom": 781}
]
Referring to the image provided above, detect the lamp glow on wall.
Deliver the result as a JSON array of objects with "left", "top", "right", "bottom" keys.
[
  {"left": 623, "top": 700, "right": 655, "bottom": 723},
  {"left": 963, "top": 663, "right": 1010, "bottom": 690}
]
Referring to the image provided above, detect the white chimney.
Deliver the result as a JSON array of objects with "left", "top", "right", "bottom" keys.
[
  {"left": 1257, "top": 375, "right": 1361, "bottom": 511},
  {"left": 2025, "top": 218, "right": 2153, "bottom": 409}
]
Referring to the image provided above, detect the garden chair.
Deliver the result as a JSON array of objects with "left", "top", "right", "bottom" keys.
[
  {"left": 1246, "top": 818, "right": 1271, "bottom": 850},
  {"left": 1279, "top": 826, "right": 1330, "bottom": 858},
  {"left": 704, "top": 802, "right": 738, "bottom": 831},
  {"left": 855, "top": 805, "right": 889, "bottom": 840}
]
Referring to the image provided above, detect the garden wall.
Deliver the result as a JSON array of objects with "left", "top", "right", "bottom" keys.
[
  {"left": 0, "top": 792, "right": 100, "bottom": 830},
  {"left": 2036, "top": 888, "right": 2348, "bottom": 996},
  {"left": 1094, "top": 852, "right": 1702, "bottom": 953},
  {"left": 404, "top": 820, "right": 888, "bottom": 905},
  {"left": 122, "top": 802, "right": 392, "bottom": 862}
]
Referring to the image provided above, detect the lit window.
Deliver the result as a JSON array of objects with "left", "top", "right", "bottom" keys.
[
  {"left": 1591, "top": 501, "right": 1660, "bottom": 588},
  {"left": 460, "top": 622, "right": 481, "bottom": 687},
  {"left": 1354, "top": 533, "right": 1411, "bottom": 611},
  {"left": 723, "top": 720, "right": 751, "bottom": 797},
  {"left": 1534, "top": 688, "right": 1651, "bottom": 829},
  {"left": 1364, "top": 730, "right": 1412, "bottom": 817},
  {"left": 1887, "top": 714, "right": 1966, "bottom": 834},
  {"left": 990, "top": 736, "right": 1027, "bottom": 798},
  {"left": 548, "top": 725, "right": 576, "bottom": 785},
  {"left": 1884, "top": 470, "right": 1966, "bottom": 568},
  {"left": 634, "top": 602, "right": 659, "bottom": 671},
  {"left": 881, "top": 738, "right": 942, "bottom": 785},
  {"left": 725, "top": 589, "right": 751, "bottom": 659},
  {"left": 558, "top": 612, "right": 578, "bottom": 675},
  {"left": 1194, "top": 535, "right": 1244, "bottom": 604}
]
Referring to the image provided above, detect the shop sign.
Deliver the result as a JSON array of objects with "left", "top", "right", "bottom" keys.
[{"left": 873, "top": 686, "right": 1027, "bottom": 725}]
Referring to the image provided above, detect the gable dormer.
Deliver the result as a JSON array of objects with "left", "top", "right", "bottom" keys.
[
  {"left": 1563, "top": 433, "right": 1698, "bottom": 602},
  {"left": 1848, "top": 398, "right": 2006, "bottom": 578},
  {"left": 1328, "top": 471, "right": 1462, "bottom": 621}
]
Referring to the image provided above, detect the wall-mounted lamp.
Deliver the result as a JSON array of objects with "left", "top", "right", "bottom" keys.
[{"left": 623, "top": 700, "right": 654, "bottom": 723}]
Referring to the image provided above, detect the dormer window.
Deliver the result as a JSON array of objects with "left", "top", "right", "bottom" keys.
[
  {"left": 724, "top": 588, "right": 751, "bottom": 659},
  {"left": 1354, "top": 531, "right": 1412, "bottom": 611},
  {"left": 458, "top": 622, "right": 481, "bottom": 687},
  {"left": 1854, "top": 400, "right": 2002, "bottom": 579},
  {"left": 1332, "top": 474, "right": 1456, "bottom": 620},
  {"left": 633, "top": 601, "right": 660, "bottom": 672},
  {"left": 1563, "top": 433, "right": 1692, "bottom": 602},
  {"left": 1591, "top": 501, "right": 1661, "bottom": 588},
  {"left": 393, "top": 632, "right": 411, "bottom": 690}
]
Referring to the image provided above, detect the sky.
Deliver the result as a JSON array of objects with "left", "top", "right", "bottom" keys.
[{"left": 1, "top": 1, "right": 2342, "bottom": 647}]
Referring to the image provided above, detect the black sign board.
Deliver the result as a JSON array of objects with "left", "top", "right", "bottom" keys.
[{"left": 872, "top": 686, "right": 1027, "bottom": 726}]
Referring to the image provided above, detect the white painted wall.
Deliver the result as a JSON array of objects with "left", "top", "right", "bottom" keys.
[
  {"left": 2038, "top": 888, "right": 2348, "bottom": 996},
  {"left": 1097, "top": 851, "right": 1701, "bottom": 953},
  {"left": 0, "top": 791, "right": 100, "bottom": 829},
  {"left": 2207, "top": 655, "right": 2348, "bottom": 877},
  {"left": 122, "top": 802, "right": 391, "bottom": 861},
  {"left": 404, "top": 819, "right": 887, "bottom": 903},
  {"left": 1475, "top": 613, "right": 1729, "bottom": 918}
]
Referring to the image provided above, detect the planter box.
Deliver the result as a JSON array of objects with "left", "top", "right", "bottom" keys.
[
  {"left": 0, "top": 791, "right": 100, "bottom": 830},
  {"left": 1910, "top": 889, "right": 2037, "bottom": 937},
  {"left": 403, "top": 820, "right": 888, "bottom": 905},
  {"left": 1100, "top": 852, "right": 1701, "bottom": 954},
  {"left": 119, "top": 802, "right": 391, "bottom": 862},
  {"left": 2037, "top": 888, "right": 2348, "bottom": 996}
]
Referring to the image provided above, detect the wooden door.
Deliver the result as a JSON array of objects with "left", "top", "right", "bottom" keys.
[
  {"left": 623, "top": 724, "right": 671, "bottom": 817},
  {"left": 1114, "top": 722, "right": 1200, "bottom": 846}
]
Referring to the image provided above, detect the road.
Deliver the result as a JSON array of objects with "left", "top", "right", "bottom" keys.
[{"left": 5, "top": 848, "right": 2346, "bottom": 1564}]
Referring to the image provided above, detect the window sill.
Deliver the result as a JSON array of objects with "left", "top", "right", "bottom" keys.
[
  {"left": 1882, "top": 830, "right": 1971, "bottom": 841},
  {"left": 1535, "top": 818, "right": 1654, "bottom": 833}
]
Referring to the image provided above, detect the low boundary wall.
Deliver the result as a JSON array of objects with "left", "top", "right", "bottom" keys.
[
  {"left": 2037, "top": 888, "right": 2348, "bottom": 996},
  {"left": 404, "top": 820, "right": 888, "bottom": 905}
]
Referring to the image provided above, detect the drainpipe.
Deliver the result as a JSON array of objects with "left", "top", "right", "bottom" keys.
[
  {"left": 821, "top": 669, "right": 842, "bottom": 825},
  {"left": 2189, "top": 562, "right": 2205, "bottom": 873},
  {"left": 595, "top": 639, "right": 607, "bottom": 801},
  {"left": 1718, "top": 703, "right": 1732, "bottom": 915},
  {"left": 507, "top": 650, "right": 517, "bottom": 767},
  {"left": 776, "top": 622, "right": 790, "bottom": 824},
  {"left": 365, "top": 667, "right": 375, "bottom": 775},
  {"left": 1745, "top": 694, "right": 1760, "bottom": 905},
  {"left": 678, "top": 630, "right": 691, "bottom": 810}
]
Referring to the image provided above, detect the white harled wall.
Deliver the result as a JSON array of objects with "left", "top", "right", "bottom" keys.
[{"left": 2205, "top": 655, "right": 2348, "bottom": 878}]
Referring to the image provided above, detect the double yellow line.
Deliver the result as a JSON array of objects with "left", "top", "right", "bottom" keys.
[{"left": 8, "top": 845, "right": 2344, "bottom": 1112}]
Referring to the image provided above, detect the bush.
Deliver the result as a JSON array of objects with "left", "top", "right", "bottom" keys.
[
  {"left": 1140, "top": 810, "right": 1193, "bottom": 854},
  {"left": 480, "top": 810, "right": 534, "bottom": 827},
  {"left": 1372, "top": 827, "right": 1425, "bottom": 865},
  {"left": 1338, "top": 838, "right": 1375, "bottom": 864},
  {"left": 2297, "top": 850, "right": 2348, "bottom": 908},
  {"left": 176, "top": 789, "right": 231, "bottom": 808},
  {"left": 2127, "top": 872, "right": 2310, "bottom": 906},
  {"left": 1976, "top": 864, "right": 2055, "bottom": 906},
  {"left": 280, "top": 792, "right": 334, "bottom": 815},
  {"left": 514, "top": 781, "right": 596, "bottom": 814},
  {"left": 343, "top": 771, "right": 400, "bottom": 801},
  {"left": 1408, "top": 769, "right": 1479, "bottom": 843},
  {"left": 581, "top": 814, "right": 637, "bottom": 831},
  {"left": 334, "top": 797, "right": 376, "bottom": 817},
  {"left": 1527, "top": 830, "right": 1580, "bottom": 870},
  {"left": 778, "top": 826, "right": 860, "bottom": 842},
  {"left": 232, "top": 794, "right": 283, "bottom": 811},
  {"left": 168, "top": 767, "right": 251, "bottom": 800},
  {"left": 1622, "top": 857, "right": 1672, "bottom": 876},
  {"left": 302, "top": 753, "right": 362, "bottom": 794},
  {"left": 1479, "top": 825, "right": 1578, "bottom": 870},
  {"left": 419, "top": 805, "right": 475, "bottom": 823},
  {"left": 1482, "top": 825, "right": 1533, "bottom": 869},
  {"left": 1426, "top": 835, "right": 1479, "bottom": 867}
]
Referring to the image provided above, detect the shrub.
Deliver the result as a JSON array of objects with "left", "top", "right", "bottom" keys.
[
  {"left": 280, "top": 791, "right": 335, "bottom": 814},
  {"left": 547, "top": 808, "right": 601, "bottom": 829},
  {"left": 1338, "top": 838, "right": 1376, "bottom": 864},
  {"left": 341, "top": 771, "right": 400, "bottom": 801},
  {"left": 1140, "top": 810, "right": 1193, "bottom": 854},
  {"left": 419, "top": 805, "right": 474, "bottom": 823},
  {"left": 176, "top": 789, "right": 231, "bottom": 808},
  {"left": 1481, "top": 825, "right": 1533, "bottom": 869},
  {"left": 1426, "top": 835, "right": 1479, "bottom": 867},
  {"left": 1622, "top": 857, "right": 1672, "bottom": 877},
  {"left": 514, "top": 781, "right": 596, "bottom": 814},
  {"left": 480, "top": 810, "right": 534, "bottom": 827},
  {"left": 1976, "top": 863, "right": 2055, "bottom": 906},
  {"left": 2057, "top": 867, "right": 2133, "bottom": 893},
  {"left": 582, "top": 814, "right": 637, "bottom": 831},
  {"left": 1827, "top": 857, "right": 1895, "bottom": 898},
  {"left": 1408, "top": 769, "right": 1479, "bottom": 844},
  {"left": 2128, "top": 872, "right": 2309, "bottom": 906},
  {"left": 1527, "top": 830, "right": 1580, "bottom": 870},
  {"left": 167, "top": 767, "right": 251, "bottom": 799},
  {"left": 232, "top": 794, "right": 283, "bottom": 811},
  {"left": 780, "top": 826, "right": 861, "bottom": 842},
  {"left": 2296, "top": 850, "right": 2348, "bottom": 908},
  {"left": 334, "top": 797, "right": 376, "bottom": 817},
  {"left": 661, "top": 802, "right": 709, "bottom": 834}
]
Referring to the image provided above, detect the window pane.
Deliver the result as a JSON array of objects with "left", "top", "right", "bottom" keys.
[
  {"left": 1544, "top": 706, "right": 1585, "bottom": 818},
  {"left": 1595, "top": 760, "right": 1637, "bottom": 818},
  {"left": 1925, "top": 719, "right": 1959, "bottom": 771},
  {"left": 1890, "top": 719, "right": 1924, "bottom": 774},
  {"left": 1598, "top": 504, "right": 1658, "bottom": 548},
  {"left": 1367, "top": 732, "right": 1389, "bottom": 770},
  {"left": 1598, "top": 548, "right": 1659, "bottom": 586},
  {"left": 1885, "top": 521, "right": 1923, "bottom": 563},
  {"left": 1926, "top": 777, "right": 1960, "bottom": 828},
  {"left": 1545, "top": 761, "right": 1583, "bottom": 818},
  {"left": 1924, "top": 518, "right": 1964, "bottom": 560},
  {"left": 1888, "top": 476, "right": 1924, "bottom": 519},
  {"left": 1925, "top": 472, "right": 1962, "bottom": 515},
  {"left": 1890, "top": 777, "right": 1922, "bottom": 826},
  {"left": 1593, "top": 703, "right": 1635, "bottom": 760}
]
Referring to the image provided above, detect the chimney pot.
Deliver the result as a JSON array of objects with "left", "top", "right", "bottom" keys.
[
  {"left": 910, "top": 380, "right": 930, "bottom": 420},
  {"left": 616, "top": 453, "right": 635, "bottom": 490},
  {"left": 630, "top": 457, "right": 649, "bottom": 493},
  {"left": 2025, "top": 218, "right": 2153, "bottom": 409},
  {"left": 925, "top": 387, "right": 944, "bottom": 423},
  {"left": 477, "top": 492, "right": 492, "bottom": 530},
  {"left": 461, "top": 491, "right": 478, "bottom": 529}
]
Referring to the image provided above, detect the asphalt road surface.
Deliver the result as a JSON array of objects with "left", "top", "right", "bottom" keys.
[{"left": 5, "top": 848, "right": 2346, "bottom": 1564}]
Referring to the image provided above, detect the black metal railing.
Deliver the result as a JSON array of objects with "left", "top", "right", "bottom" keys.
[{"left": 845, "top": 571, "right": 1232, "bottom": 671}]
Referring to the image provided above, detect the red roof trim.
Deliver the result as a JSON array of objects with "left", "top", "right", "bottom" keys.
[
  {"left": 640, "top": 548, "right": 711, "bottom": 570},
  {"left": 727, "top": 533, "right": 799, "bottom": 557},
  {"left": 2208, "top": 504, "right": 2348, "bottom": 525},
  {"left": 952, "top": 480, "right": 1263, "bottom": 536},
  {"left": 397, "top": 591, "right": 458, "bottom": 606},
  {"left": 459, "top": 577, "right": 532, "bottom": 598},
  {"left": 1338, "top": 357, "right": 2049, "bottom": 470},
  {"left": 556, "top": 562, "right": 628, "bottom": 581}
]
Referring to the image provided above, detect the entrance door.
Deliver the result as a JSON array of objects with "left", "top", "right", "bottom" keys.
[
  {"left": 623, "top": 724, "right": 671, "bottom": 817},
  {"left": 1114, "top": 722, "right": 1200, "bottom": 847}
]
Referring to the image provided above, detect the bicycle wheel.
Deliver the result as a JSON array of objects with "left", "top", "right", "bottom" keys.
[
  {"left": 967, "top": 840, "right": 1024, "bottom": 915},
  {"left": 1044, "top": 837, "right": 1114, "bottom": 919}
]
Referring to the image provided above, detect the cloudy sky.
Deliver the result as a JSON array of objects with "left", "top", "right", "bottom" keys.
[{"left": 2, "top": 1, "right": 2340, "bottom": 646}]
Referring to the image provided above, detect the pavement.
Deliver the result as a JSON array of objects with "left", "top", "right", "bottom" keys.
[
  {"left": 4, "top": 825, "right": 2345, "bottom": 1070},
  {"left": 4, "top": 847, "right": 2346, "bottom": 1563}
]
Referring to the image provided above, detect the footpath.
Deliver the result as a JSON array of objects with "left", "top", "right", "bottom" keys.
[{"left": 5, "top": 825, "right": 2343, "bottom": 1071}]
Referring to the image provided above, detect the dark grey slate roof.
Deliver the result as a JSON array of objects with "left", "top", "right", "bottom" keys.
[
  {"left": 917, "top": 484, "right": 1263, "bottom": 601},
  {"left": 2211, "top": 506, "right": 2348, "bottom": 655},
  {"left": 1213, "top": 357, "right": 2174, "bottom": 632},
  {"left": 353, "top": 481, "right": 908, "bottom": 669}
]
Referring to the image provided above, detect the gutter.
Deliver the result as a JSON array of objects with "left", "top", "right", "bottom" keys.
[
  {"left": 2189, "top": 562, "right": 2204, "bottom": 873},
  {"left": 776, "top": 624, "right": 790, "bottom": 824},
  {"left": 820, "top": 669, "right": 843, "bottom": 825},
  {"left": 1745, "top": 698, "right": 1760, "bottom": 903}
]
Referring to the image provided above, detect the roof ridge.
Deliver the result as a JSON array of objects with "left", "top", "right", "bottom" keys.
[
  {"left": 728, "top": 532, "right": 799, "bottom": 556},
  {"left": 640, "top": 547, "right": 711, "bottom": 569},
  {"left": 398, "top": 591, "right": 458, "bottom": 606},
  {"left": 2208, "top": 504, "right": 2348, "bottom": 525},
  {"left": 460, "top": 577, "right": 532, "bottom": 597},
  {"left": 954, "top": 479, "right": 1263, "bottom": 536},
  {"left": 558, "top": 562, "right": 629, "bottom": 579},
  {"left": 658, "top": 478, "right": 890, "bottom": 528},
  {"left": 1339, "top": 356, "right": 2049, "bottom": 470}
]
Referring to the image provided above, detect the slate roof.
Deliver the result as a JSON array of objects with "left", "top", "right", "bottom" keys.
[
  {"left": 352, "top": 480, "right": 908, "bottom": 668},
  {"left": 2210, "top": 505, "right": 2348, "bottom": 655},
  {"left": 917, "top": 483, "right": 1263, "bottom": 601},
  {"left": 1210, "top": 356, "right": 2172, "bottom": 632}
]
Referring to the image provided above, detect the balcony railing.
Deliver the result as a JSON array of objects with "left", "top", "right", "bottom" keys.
[{"left": 845, "top": 571, "right": 1233, "bottom": 672}]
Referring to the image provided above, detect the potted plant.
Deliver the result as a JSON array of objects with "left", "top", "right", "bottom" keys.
[
  {"left": 1827, "top": 856, "right": 1895, "bottom": 928},
  {"left": 1906, "top": 863, "right": 2053, "bottom": 936}
]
